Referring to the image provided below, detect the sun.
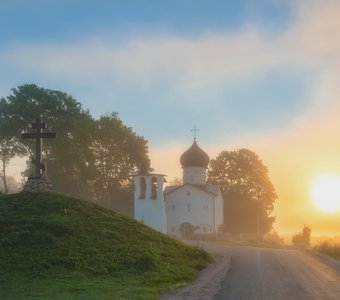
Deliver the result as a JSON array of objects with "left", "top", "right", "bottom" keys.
[{"left": 311, "top": 174, "right": 340, "bottom": 212}]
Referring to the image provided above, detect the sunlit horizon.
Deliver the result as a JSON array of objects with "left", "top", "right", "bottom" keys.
[{"left": 2, "top": 0, "right": 340, "bottom": 238}]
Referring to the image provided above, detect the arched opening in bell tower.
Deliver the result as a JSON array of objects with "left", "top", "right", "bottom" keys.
[{"left": 139, "top": 177, "right": 146, "bottom": 199}]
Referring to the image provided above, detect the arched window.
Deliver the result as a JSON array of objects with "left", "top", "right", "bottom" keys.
[
  {"left": 140, "top": 177, "right": 146, "bottom": 199},
  {"left": 151, "top": 177, "right": 158, "bottom": 199}
]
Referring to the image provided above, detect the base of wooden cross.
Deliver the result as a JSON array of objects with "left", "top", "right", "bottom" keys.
[{"left": 23, "top": 174, "right": 54, "bottom": 193}]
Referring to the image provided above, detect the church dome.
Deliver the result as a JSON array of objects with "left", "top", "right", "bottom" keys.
[{"left": 180, "top": 140, "right": 210, "bottom": 168}]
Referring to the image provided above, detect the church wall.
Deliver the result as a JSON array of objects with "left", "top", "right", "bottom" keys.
[
  {"left": 182, "top": 167, "right": 207, "bottom": 185},
  {"left": 134, "top": 175, "right": 167, "bottom": 233},
  {"left": 214, "top": 190, "right": 224, "bottom": 231},
  {"left": 135, "top": 198, "right": 167, "bottom": 233},
  {"left": 165, "top": 185, "right": 215, "bottom": 237}
]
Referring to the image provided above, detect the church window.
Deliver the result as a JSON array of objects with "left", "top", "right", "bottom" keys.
[
  {"left": 187, "top": 203, "right": 190, "bottom": 212},
  {"left": 139, "top": 177, "right": 146, "bottom": 199},
  {"left": 172, "top": 205, "right": 175, "bottom": 210},
  {"left": 151, "top": 177, "right": 158, "bottom": 199},
  {"left": 186, "top": 191, "right": 190, "bottom": 196}
]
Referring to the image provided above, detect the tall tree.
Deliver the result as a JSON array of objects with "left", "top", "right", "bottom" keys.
[
  {"left": 208, "top": 149, "right": 277, "bottom": 236},
  {"left": 0, "top": 137, "right": 26, "bottom": 194},
  {"left": 1, "top": 84, "right": 95, "bottom": 198},
  {"left": 0, "top": 103, "right": 28, "bottom": 193},
  {"left": 92, "top": 113, "right": 151, "bottom": 208}
]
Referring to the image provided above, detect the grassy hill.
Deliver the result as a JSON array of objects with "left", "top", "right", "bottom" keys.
[{"left": 0, "top": 192, "right": 212, "bottom": 300}]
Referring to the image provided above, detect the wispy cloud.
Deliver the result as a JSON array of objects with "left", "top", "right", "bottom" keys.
[
  {"left": 3, "top": 0, "right": 340, "bottom": 234},
  {"left": 2, "top": 0, "right": 339, "bottom": 105}
]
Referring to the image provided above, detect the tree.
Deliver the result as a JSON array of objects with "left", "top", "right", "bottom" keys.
[
  {"left": 0, "top": 137, "right": 26, "bottom": 194},
  {"left": 208, "top": 149, "right": 277, "bottom": 236},
  {"left": 292, "top": 225, "right": 311, "bottom": 249},
  {"left": 1, "top": 84, "right": 153, "bottom": 208},
  {"left": 264, "top": 229, "right": 284, "bottom": 245},
  {"left": 0, "top": 103, "right": 28, "bottom": 193},
  {"left": 169, "top": 177, "right": 182, "bottom": 186},
  {"left": 1, "top": 84, "right": 95, "bottom": 199},
  {"left": 92, "top": 113, "right": 151, "bottom": 207},
  {"left": 0, "top": 176, "right": 20, "bottom": 194}
]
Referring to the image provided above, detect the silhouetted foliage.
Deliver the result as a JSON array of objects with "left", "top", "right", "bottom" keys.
[
  {"left": 208, "top": 149, "right": 276, "bottom": 236},
  {"left": 1, "top": 84, "right": 95, "bottom": 198},
  {"left": 169, "top": 177, "right": 182, "bottom": 186},
  {"left": 0, "top": 103, "right": 28, "bottom": 193},
  {"left": 0, "top": 137, "right": 26, "bottom": 194},
  {"left": 315, "top": 242, "right": 340, "bottom": 259},
  {"left": 1, "top": 84, "right": 151, "bottom": 206},
  {"left": 92, "top": 113, "right": 151, "bottom": 208},
  {"left": 292, "top": 225, "right": 311, "bottom": 249},
  {"left": 264, "top": 229, "right": 284, "bottom": 246}
]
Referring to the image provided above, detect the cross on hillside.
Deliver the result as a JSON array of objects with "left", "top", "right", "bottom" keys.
[{"left": 21, "top": 118, "right": 56, "bottom": 178}]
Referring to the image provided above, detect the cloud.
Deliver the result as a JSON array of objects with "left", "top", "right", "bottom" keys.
[
  {"left": 3, "top": 0, "right": 340, "bottom": 234},
  {"left": 2, "top": 0, "right": 339, "bottom": 111},
  {"left": 0, "top": 27, "right": 307, "bottom": 84},
  {"left": 2, "top": 0, "right": 339, "bottom": 110}
]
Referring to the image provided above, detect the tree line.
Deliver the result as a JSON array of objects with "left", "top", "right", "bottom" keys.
[
  {"left": 0, "top": 84, "right": 151, "bottom": 211},
  {"left": 208, "top": 149, "right": 277, "bottom": 237},
  {"left": 0, "top": 84, "right": 277, "bottom": 235}
]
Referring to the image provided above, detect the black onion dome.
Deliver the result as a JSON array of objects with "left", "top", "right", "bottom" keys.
[{"left": 180, "top": 140, "right": 210, "bottom": 168}]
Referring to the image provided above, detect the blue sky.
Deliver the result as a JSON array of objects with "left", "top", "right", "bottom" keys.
[
  {"left": 1, "top": 1, "right": 293, "bottom": 43},
  {"left": 2, "top": 0, "right": 340, "bottom": 233},
  {"left": 0, "top": 0, "right": 311, "bottom": 143}
]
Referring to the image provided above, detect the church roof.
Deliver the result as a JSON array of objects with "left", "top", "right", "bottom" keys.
[
  {"left": 164, "top": 183, "right": 221, "bottom": 196},
  {"left": 180, "top": 140, "right": 210, "bottom": 168}
]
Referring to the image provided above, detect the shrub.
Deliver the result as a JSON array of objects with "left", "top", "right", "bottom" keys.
[{"left": 292, "top": 225, "right": 311, "bottom": 249}]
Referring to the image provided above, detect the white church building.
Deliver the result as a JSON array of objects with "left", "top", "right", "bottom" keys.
[{"left": 134, "top": 139, "right": 224, "bottom": 238}]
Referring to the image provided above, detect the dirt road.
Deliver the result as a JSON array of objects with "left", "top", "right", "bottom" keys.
[
  {"left": 162, "top": 242, "right": 340, "bottom": 300},
  {"left": 214, "top": 246, "right": 340, "bottom": 300}
]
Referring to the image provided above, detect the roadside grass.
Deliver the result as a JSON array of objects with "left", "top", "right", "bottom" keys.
[
  {"left": 217, "top": 239, "right": 286, "bottom": 249},
  {"left": 0, "top": 274, "right": 183, "bottom": 300},
  {"left": 0, "top": 192, "right": 213, "bottom": 300},
  {"left": 314, "top": 242, "right": 340, "bottom": 260}
]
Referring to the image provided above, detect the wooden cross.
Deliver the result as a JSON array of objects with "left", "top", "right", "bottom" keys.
[
  {"left": 191, "top": 125, "right": 200, "bottom": 141},
  {"left": 21, "top": 118, "right": 56, "bottom": 178}
]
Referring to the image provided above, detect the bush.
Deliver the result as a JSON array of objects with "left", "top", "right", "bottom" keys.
[
  {"left": 264, "top": 229, "right": 284, "bottom": 246},
  {"left": 292, "top": 225, "right": 311, "bottom": 249}
]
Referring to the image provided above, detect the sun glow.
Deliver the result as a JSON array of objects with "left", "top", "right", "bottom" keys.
[{"left": 311, "top": 174, "right": 340, "bottom": 212}]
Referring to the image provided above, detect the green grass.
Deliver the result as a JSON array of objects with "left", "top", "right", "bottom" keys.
[
  {"left": 315, "top": 242, "right": 340, "bottom": 260},
  {"left": 0, "top": 192, "right": 213, "bottom": 299},
  {"left": 218, "top": 239, "right": 285, "bottom": 249}
]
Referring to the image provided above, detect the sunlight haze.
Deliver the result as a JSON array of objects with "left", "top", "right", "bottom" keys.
[{"left": 1, "top": 0, "right": 340, "bottom": 236}]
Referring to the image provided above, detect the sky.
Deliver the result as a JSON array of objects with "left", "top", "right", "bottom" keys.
[{"left": 1, "top": 0, "right": 340, "bottom": 236}]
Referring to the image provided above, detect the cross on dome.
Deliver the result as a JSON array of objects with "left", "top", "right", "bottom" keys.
[{"left": 191, "top": 125, "right": 200, "bottom": 141}]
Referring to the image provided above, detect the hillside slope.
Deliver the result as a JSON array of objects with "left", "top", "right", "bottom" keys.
[{"left": 0, "top": 192, "right": 212, "bottom": 299}]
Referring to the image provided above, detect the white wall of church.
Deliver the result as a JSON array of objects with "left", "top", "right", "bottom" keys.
[
  {"left": 135, "top": 198, "right": 167, "bottom": 233},
  {"left": 214, "top": 189, "right": 224, "bottom": 232},
  {"left": 165, "top": 185, "right": 216, "bottom": 237},
  {"left": 134, "top": 175, "right": 167, "bottom": 233},
  {"left": 182, "top": 167, "right": 207, "bottom": 185}
]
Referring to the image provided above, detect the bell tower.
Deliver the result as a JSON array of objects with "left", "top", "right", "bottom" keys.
[{"left": 134, "top": 174, "right": 167, "bottom": 233}]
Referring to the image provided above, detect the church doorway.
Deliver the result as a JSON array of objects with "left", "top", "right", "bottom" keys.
[{"left": 180, "top": 222, "right": 194, "bottom": 239}]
